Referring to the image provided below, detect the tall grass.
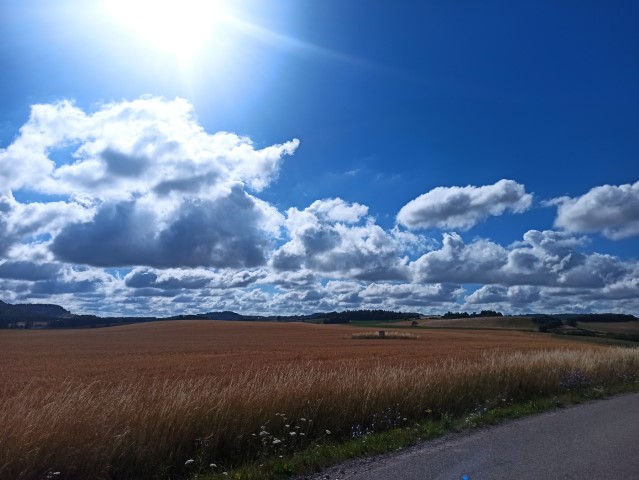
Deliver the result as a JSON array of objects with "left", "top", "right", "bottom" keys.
[{"left": 1, "top": 348, "right": 638, "bottom": 479}]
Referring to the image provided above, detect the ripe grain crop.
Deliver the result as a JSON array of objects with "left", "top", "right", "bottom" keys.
[{"left": 1, "top": 321, "right": 638, "bottom": 479}]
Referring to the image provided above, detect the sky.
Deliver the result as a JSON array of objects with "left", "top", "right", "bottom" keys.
[{"left": 0, "top": 0, "right": 638, "bottom": 317}]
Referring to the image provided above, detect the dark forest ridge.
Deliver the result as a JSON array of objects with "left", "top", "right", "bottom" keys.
[
  {"left": 0, "top": 300, "right": 420, "bottom": 328},
  {"left": 1, "top": 300, "right": 637, "bottom": 334}
]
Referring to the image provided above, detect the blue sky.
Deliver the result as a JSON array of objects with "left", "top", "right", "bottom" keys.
[{"left": 0, "top": 0, "right": 638, "bottom": 316}]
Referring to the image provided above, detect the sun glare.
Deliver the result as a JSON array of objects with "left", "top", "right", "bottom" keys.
[{"left": 104, "top": 0, "right": 228, "bottom": 61}]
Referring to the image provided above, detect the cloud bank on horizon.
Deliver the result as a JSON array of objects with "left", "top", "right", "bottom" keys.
[{"left": 1, "top": 97, "right": 638, "bottom": 316}]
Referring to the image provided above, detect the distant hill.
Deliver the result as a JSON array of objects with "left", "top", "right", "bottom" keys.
[
  {"left": 0, "top": 300, "right": 72, "bottom": 327},
  {"left": 0, "top": 301, "right": 420, "bottom": 329},
  {"left": 3, "top": 300, "right": 636, "bottom": 338},
  {"left": 0, "top": 300, "right": 70, "bottom": 318},
  {"left": 0, "top": 300, "right": 73, "bottom": 328},
  {"left": 170, "top": 311, "right": 245, "bottom": 321}
]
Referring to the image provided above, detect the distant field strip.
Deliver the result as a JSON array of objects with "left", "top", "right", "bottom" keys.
[
  {"left": 412, "top": 316, "right": 538, "bottom": 330},
  {"left": 1, "top": 321, "right": 638, "bottom": 479},
  {"left": 578, "top": 321, "right": 639, "bottom": 334}
]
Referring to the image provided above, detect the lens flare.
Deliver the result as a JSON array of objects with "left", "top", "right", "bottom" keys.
[{"left": 104, "top": 0, "right": 227, "bottom": 61}]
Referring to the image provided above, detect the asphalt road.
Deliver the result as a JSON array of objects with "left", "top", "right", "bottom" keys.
[{"left": 305, "top": 393, "right": 639, "bottom": 480}]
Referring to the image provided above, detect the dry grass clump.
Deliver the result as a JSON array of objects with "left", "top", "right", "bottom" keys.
[{"left": 351, "top": 330, "right": 420, "bottom": 339}]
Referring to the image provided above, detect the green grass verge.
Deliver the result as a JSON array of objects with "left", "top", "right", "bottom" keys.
[{"left": 196, "top": 382, "right": 639, "bottom": 480}]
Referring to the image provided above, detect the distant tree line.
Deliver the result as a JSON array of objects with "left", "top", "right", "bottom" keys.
[
  {"left": 532, "top": 315, "right": 564, "bottom": 332},
  {"left": 170, "top": 311, "right": 244, "bottom": 321},
  {"left": 169, "top": 310, "right": 421, "bottom": 324},
  {"left": 304, "top": 309, "right": 421, "bottom": 324},
  {"left": 442, "top": 310, "right": 503, "bottom": 319},
  {"left": 5, "top": 297, "right": 636, "bottom": 332},
  {"left": 554, "top": 313, "right": 638, "bottom": 323},
  {"left": 532, "top": 313, "right": 639, "bottom": 338},
  {"left": 0, "top": 300, "right": 421, "bottom": 328}
]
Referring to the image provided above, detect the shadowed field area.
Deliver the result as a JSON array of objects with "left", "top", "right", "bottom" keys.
[{"left": 2, "top": 321, "right": 637, "bottom": 480}]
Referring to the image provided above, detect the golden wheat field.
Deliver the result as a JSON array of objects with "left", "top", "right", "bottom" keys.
[
  {"left": 0, "top": 320, "right": 587, "bottom": 386},
  {"left": 1, "top": 321, "right": 638, "bottom": 480}
]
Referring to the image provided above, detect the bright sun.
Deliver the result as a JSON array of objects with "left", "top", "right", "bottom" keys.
[{"left": 104, "top": 0, "right": 228, "bottom": 61}]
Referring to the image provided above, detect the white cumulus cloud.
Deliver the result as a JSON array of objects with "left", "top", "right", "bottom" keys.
[
  {"left": 410, "top": 230, "right": 632, "bottom": 289},
  {"left": 0, "top": 97, "right": 298, "bottom": 268},
  {"left": 271, "top": 198, "right": 426, "bottom": 281},
  {"left": 397, "top": 179, "right": 532, "bottom": 230},
  {"left": 0, "top": 97, "right": 299, "bottom": 199},
  {"left": 552, "top": 181, "right": 639, "bottom": 239}
]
